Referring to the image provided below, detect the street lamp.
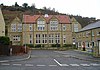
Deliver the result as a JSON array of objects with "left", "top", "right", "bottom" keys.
[{"left": 24, "top": 15, "right": 26, "bottom": 53}]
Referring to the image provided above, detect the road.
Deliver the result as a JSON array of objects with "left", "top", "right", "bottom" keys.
[{"left": 0, "top": 50, "right": 100, "bottom": 70}]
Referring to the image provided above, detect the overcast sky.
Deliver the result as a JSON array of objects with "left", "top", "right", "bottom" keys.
[{"left": 0, "top": 0, "right": 100, "bottom": 19}]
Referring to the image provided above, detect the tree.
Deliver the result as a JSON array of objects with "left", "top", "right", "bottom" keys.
[
  {"left": 0, "top": 36, "right": 10, "bottom": 45},
  {"left": 31, "top": 3, "right": 35, "bottom": 9},
  {"left": 15, "top": 2, "right": 19, "bottom": 7},
  {"left": 0, "top": 3, "right": 4, "bottom": 6},
  {"left": 22, "top": 3, "right": 28, "bottom": 8}
]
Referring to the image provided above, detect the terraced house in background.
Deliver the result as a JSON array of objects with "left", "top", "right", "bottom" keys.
[
  {"left": 76, "top": 21, "right": 100, "bottom": 55},
  {"left": 8, "top": 14, "right": 72, "bottom": 47},
  {"left": 0, "top": 8, "right": 5, "bottom": 36}
]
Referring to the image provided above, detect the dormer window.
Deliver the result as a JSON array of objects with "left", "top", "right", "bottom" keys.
[
  {"left": 37, "top": 18, "right": 45, "bottom": 31},
  {"left": 50, "top": 19, "right": 58, "bottom": 31}
]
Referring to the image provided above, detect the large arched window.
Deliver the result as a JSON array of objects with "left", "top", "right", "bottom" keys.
[
  {"left": 50, "top": 19, "right": 58, "bottom": 31},
  {"left": 37, "top": 18, "right": 45, "bottom": 31}
]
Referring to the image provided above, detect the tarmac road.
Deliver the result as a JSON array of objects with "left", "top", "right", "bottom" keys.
[{"left": 0, "top": 50, "right": 100, "bottom": 70}]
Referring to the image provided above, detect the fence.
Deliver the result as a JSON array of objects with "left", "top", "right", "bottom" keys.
[{"left": 0, "top": 45, "right": 29, "bottom": 56}]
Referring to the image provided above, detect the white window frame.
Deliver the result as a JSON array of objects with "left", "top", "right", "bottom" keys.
[
  {"left": 74, "top": 24, "right": 78, "bottom": 32},
  {"left": 50, "top": 20, "right": 58, "bottom": 31},
  {"left": 11, "top": 24, "right": 16, "bottom": 32},
  {"left": 29, "top": 24, "right": 33, "bottom": 31},
  {"left": 63, "top": 24, "right": 66, "bottom": 31},
  {"left": 63, "top": 35, "right": 66, "bottom": 44},
  {"left": 13, "top": 35, "right": 20, "bottom": 41},
  {"left": 18, "top": 24, "right": 22, "bottom": 32},
  {"left": 36, "top": 34, "right": 41, "bottom": 44},
  {"left": 37, "top": 19, "right": 45, "bottom": 31}
]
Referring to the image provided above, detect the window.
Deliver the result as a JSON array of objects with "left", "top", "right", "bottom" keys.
[
  {"left": 74, "top": 24, "right": 78, "bottom": 32},
  {"left": 50, "top": 20, "right": 58, "bottom": 31},
  {"left": 55, "top": 33, "right": 60, "bottom": 43},
  {"left": 30, "top": 40, "right": 32, "bottom": 44},
  {"left": 18, "top": 24, "right": 22, "bottom": 32},
  {"left": 49, "top": 34, "right": 54, "bottom": 43},
  {"left": 13, "top": 35, "right": 20, "bottom": 41},
  {"left": 83, "top": 32, "right": 85, "bottom": 37},
  {"left": 86, "top": 31, "right": 90, "bottom": 37},
  {"left": 42, "top": 34, "right": 47, "bottom": 43},
  {"left": 63, "top": 35, "right": 66, "bottom": 44},
  {"left": 29, "top": 34, "right": 33, "bottom": 44},
  {"left": 11, "top": 24, "right": 16, "bottom": 32},
  {"left": 63, "top": 24, "right": 66, "bottom": 31},
  {"left": 92, "top": 31, "right": 94, "bottom": 36},
  {"left": 36, "top": 34, "right": 41, "bottom": 43},
  {"left": 97, "top": 31, "right": 100, "bottom": 36},
  {"left": 29, "top": 24, "right": 33, "bottom": 31},
  {"left": 37, "top": 19, "right": 45, "bottom": 31}
]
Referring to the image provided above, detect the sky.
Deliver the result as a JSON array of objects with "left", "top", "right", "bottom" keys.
[{"left": 0, "top": 0, "right": 100, "bottom": 19}]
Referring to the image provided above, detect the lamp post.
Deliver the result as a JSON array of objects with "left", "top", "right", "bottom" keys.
[{"left": 24, "top": 15, "right": 26, "bottom": 53}]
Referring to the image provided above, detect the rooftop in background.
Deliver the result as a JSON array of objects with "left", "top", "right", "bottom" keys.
[
  {"left": 79, "top": 21, "right": 100, "bottom": 32},
  {"left": 23, "top": 14, "right": 71, "bottom": 24}
]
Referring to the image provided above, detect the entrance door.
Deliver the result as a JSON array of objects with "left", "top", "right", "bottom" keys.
[{"left": 99, "top": 41, "right": 100, "bottom": 54}]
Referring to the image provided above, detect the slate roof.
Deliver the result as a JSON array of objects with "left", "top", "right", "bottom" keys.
[
  {"left": 79, "top": 21, "right": 100, "bottom": 32},
  {"left": 23, "top": 15, "right": 71, "bottom": 24}
]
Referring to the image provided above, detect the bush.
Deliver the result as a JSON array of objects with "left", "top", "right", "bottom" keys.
[
  {"left": 63, "top": 44, "right": 72, "bottom": 47},
  {"left": 26, "top": 44, "right": 34, "bottom": 48},
  {"left": 41, "top": 45, "right": 45, "bottom": 48},
  {"left": 51, "top": 44, "right": 56, "bottom": 47},
  {"left": 35, "top": 44, "right": 41, "bottom": 48},
  {"left": 0, "top": 36, "right": 10, "bottom": 45},
  {"left": 51, "top": 44, "right": 60, "bottom": 47}
]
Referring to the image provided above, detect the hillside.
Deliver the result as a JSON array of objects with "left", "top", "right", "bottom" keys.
[{"left": 0, "top": 4, "right": 98, "bottom": 28}]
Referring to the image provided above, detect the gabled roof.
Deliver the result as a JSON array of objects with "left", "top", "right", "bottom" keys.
[
  {"left": 2, "top": 10, "right": 23, "bottom": 24},
  {"left": 79, "top": 21, "right": 100, "bottom": 32},
  {"left": 23, "top": 15, "right": 71, "bottom": 24}
]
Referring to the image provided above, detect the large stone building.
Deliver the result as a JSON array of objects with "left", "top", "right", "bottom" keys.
[
  {"left": 0, "top": 8, "right": 5, "bottom": 36},
  {"left": 8, "top": 14, "right": 72, "bottom": 47},
  {"left": 71, "top": 17, "right": 82, "bottom": 44},
  {"left": 76, "top": 21, "right": 100, "bottom": 55}
]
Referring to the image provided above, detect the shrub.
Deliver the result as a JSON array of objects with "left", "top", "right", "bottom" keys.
[
  {"left": 51, "top": 44, "right": 60, "bottom": 47},
  {"left": 63, "top": 44, "right": 72, "bottom": 47},
  {"left": 26, "top": 44, "right": 34, "bottom": 48},
  {"left": 51, "top": 44, "right": 56, "bottom": 47},
  {"left": 41, "top": 45, "right": 45, "bottom": 48},
  {"left": 35, "top": 44, "right": 41, "bottom": 48},
  {"left": 0, "top": 36, "right": 10, "bottom": 45}
]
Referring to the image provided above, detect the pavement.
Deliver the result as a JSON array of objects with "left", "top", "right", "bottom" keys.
[
  {"left": 0, "top": 49, "right": 100, "bottom": 63},
  {"left": 0, "top": 51, "right": 31, "bottom": 63},
  {"left": 59, "top": 50, "right": 100, "bottom": 62}
]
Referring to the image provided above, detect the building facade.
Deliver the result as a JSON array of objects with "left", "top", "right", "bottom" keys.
[
  {"left": 76, "top": 21, "right": 100, "bottom": 55},
  {"left": 8, "top": 17, "right": 22, "bottom": 45},
  {"left": 22, "top": 14, "right": 72, "bottom": 47},
  {"left": 0, "top": 8, "right": 5, "bottom": 36},
  {"left": 8, "top": 14, "right": 72, "bottom": 47},
  {"left": 71, "top": 17, "right": 82, "bottom": 44}
]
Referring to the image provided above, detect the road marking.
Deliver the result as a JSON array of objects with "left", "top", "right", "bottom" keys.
[
  {"left": 49, "top": 65, "right": 57, "bottom": 66},
  {"left": 54, "top": 59, "right": 62, "bottom": 66},
  {"left": 1, "top": 63, "right": 10, "bottom": 66},
  {"left": 70, "top": 64, "right": 79, "bottom": 66},
  {"left": 60, "top": 64, "right": 69, "bottom": 66},
  {"left": 13, "top": 64, "right": 22, "bottom": 66},
  {"left": 37, "top": 65, "right": 46, "bottom": 66},
  {"left": 80, "top": 64, "right": 90, "bottom": 66},
  {"left": 25, "top": 64, "right": 34, "bottom": 66},
  {"left": 90, "top": 63, "right": 100, "bottom": 66}
]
